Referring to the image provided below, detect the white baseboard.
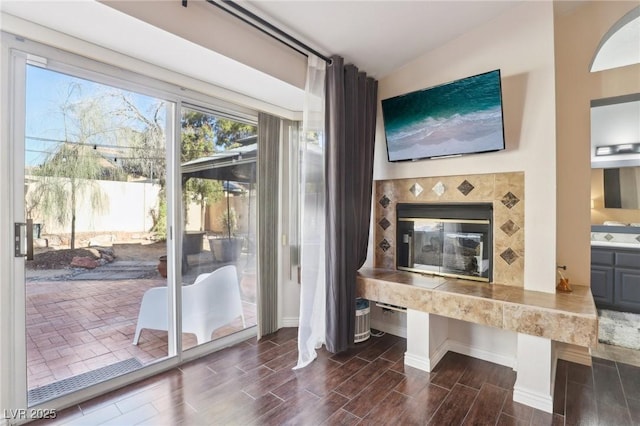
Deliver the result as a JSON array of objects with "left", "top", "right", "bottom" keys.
[
  {"left": 403, "top": 339, "right": 450, "bottom": 372},
  {"left": 281, "top": 317, "right": 299, "bottom": 328},
  {"left": 447, "top": 340, "right": 516, "bottom": 369},
  {"left": 403, "top": 339, "right": 515, "bottom": 373},
  {"left": 513, "top": 386, "right": 553, "bottom": 413},
  {"left": 370, "top": 321, "right": 516, "bottom": 370},
  {"left": 556, "top": 343, "right": 592, "bottom": 366},
  {"left": 429, "top": 339, "right": 449, "bottom": 370},
  {"left": 371, "top": 318, "right": 407, "bottom": 338},
  {"left": 404, "top": 352, "right": 433, "bottom": 371}
]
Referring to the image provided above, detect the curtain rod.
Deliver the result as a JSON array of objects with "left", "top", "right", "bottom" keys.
[{"left": 182, "top": 0, "right": 332, "bottom": 64}]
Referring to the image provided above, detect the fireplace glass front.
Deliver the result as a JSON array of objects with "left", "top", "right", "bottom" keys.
[{"left": 396, "top": 203, "right": 493, "bottom": 282}]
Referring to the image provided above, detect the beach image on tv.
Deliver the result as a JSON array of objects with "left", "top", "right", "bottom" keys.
[{"left": 382, "top": 70, "right": 505, "bottom": 161}]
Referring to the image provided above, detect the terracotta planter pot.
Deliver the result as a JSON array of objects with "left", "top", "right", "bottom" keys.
[{"left": 158, "top": 255, "right": 167, "bottom": 278}]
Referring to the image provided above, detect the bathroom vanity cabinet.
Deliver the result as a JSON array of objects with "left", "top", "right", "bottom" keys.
[{"left": 591, "top": 245, "right": 640, "bottom": 313}]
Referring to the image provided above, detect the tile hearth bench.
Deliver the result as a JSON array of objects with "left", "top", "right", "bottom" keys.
[
  {"left": 356, "top": 267, "right": 599, "bottom": 412},
  {"left": 357, "top": 267, "right": 598, "bottom": 347}
]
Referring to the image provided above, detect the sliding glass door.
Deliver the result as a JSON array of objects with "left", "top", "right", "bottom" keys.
[
  {"left": 6, "top": 40, "right": 259, "bottom": 413},
  {"left": 20, "top": 61, "right": 174, "bottom": 406},
  {"left": 179, "top": 106, "right": 258, "bottom": 351}
]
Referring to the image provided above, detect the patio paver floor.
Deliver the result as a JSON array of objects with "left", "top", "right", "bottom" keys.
[{"left": 26, "top": 266, "right": 257, "bottom": 392}]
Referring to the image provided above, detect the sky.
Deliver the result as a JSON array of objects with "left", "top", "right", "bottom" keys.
[{"left": 25, "top": 64, "right": 166, "bottom": 167}]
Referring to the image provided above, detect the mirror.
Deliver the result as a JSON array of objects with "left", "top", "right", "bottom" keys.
[
  {"left": 590, "top": 95, "right": 640, "bottom": 169},
  {"left": 602, "top": 167, "right": 640, "bottom": 208},
  {"left": 590, "top": 95, "right": 640, "bottom": 211}
]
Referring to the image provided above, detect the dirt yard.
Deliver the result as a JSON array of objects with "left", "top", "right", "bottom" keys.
[{"left": 27, "top": 241, "right": 167, "bottom": 270}]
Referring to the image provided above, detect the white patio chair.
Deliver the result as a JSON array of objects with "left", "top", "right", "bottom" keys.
[{"left": 133, "top": 264, "right": 246, "bottom": 345}]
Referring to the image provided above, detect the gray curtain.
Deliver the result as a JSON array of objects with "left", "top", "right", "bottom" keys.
[
  {"left": 325, "top": 56, "right": 378, "bottom": 353},
  {"left": 257, "top": 112, "right": 280, "bottom": 338}
]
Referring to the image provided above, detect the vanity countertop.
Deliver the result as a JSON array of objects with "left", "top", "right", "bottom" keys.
[{"left": 591, "top": 241, "right": 640, "bottom": 249}]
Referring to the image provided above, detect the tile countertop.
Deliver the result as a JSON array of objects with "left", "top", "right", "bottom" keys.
[
  {"left": 356, "top": 268, "right": 598, "bottom": 348},
  {"left": 591, "top": 241, "right": 640, "bottom": 249}
]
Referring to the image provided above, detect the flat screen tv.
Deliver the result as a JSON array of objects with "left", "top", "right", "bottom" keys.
[{"left": 382, "top": 69, "right": 506, "bottom": 162}]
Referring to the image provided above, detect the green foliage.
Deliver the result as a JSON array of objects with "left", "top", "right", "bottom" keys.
[
  {"left": 186, "top": 178, "right": 223, "bottom": 231},
  {"left": 181, "top": 110, "right": 256, "bottom": 160},
  {"left": 215, "top": 118, "right": 256, "bottom": 149},
  {"left": 221, "top": 207, "right": 238, "bottom": 238},
  {"left": 181, "top": 110, "right": 215, "bottom": 162},
  {"left": 26, "top": 78, "right": 169, "bottom": 247},
  {"left": 31, "top": 142, "right": 108, "bottom": 249},
  {"left": 186, "top": 178, "right": 223, "bottom": 205},
  {"left": 180, "top": 110, "right": 255, "bottom": 232},
  {"left": 151, "top": 189, "right": 167, "bottom": 240},
  {"left": 29, "top": 82, "right": 114, "bottom": 250}
]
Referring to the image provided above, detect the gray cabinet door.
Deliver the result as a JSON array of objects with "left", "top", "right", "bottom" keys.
[
  {"left": 592, "top": 248, "right": 615, "bottom": 266},
  {"left": 615, "top": 250, "right": 640, "bottom": 268},
  {"left": 591, "top": 265, "right": 614, "bottom": 305},
  {"left": 614, "top": 268, "right": 640, "bottom": 314}
]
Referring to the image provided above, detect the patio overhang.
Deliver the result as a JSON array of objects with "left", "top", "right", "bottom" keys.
[{"left": 181, "top": 144, "right": 257, "bottom": 183}]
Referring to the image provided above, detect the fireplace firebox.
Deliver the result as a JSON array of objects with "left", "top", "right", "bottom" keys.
[{"left": 396, "top": 203, "right": 493, "bottom": 282}]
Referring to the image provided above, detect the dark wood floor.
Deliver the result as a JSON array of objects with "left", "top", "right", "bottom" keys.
[{"left": 31, "top": 328, "right": 640, "bottom": 425}]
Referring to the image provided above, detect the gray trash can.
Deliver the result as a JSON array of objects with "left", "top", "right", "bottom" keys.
[{"left": 355, "top": 298, "right": 371, "bottom": 343}]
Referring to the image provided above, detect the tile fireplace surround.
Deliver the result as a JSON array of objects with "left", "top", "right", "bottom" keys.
[
  {"left": 367, "top": 172, "right": 598, "bottom": 413},
  {"left": 375, "top": 172, "right": 524, "bottom": 287}
]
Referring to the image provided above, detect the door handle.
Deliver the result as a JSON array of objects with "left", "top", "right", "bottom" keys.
[{"left": 14, "top": 222, "right": 27, "bottom": 257}]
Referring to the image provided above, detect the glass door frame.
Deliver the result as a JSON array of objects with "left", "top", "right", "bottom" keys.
[
  {"left": 7, "top": 44, "right": 183, "bottom": 414},
  {"left": 2, "top": 33, "right": 257, "bottom": 416}
]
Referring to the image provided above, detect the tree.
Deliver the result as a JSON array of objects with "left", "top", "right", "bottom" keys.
[
  {"left": 215, "top": 118, "right": 256, "bottom": 149},
  {"left": 181, "top": 110, "right": 219, "bottom": 229},
  {"left": 111, "top": 93, "right": 166, "bottom": 185},
  {"left": 26, "top": 74, "right": 172, "bottom": 244},
  {"left": 32, "top": 143, "right": 108, "bottom": 249},
  {"left": 30, "top": 83, "right": 117, "bottom": 249},
  {"left": 150, "top": 188, "right": 167, "bottom": 239},
  {"left": 181, "top": 110, "right": 215, "bottom": 159},
  {"left": 186, "top": 178, "right": 223, "bottom": 231},
  {"left": 180, "top": 110, "right": 256, "bottom": 231},
  {"left": 109, "top": 92, "right": 168, "bottom": 239}
]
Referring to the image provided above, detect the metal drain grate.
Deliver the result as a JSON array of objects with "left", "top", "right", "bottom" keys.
[{"left": 28, "top": 358, "right": 143, "bottom": 406}]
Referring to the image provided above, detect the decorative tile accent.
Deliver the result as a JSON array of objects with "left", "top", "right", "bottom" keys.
[
  {"left": 410, "top": 183, "right": 423, "bottom": 197},
  {"left": 379, "top": 195, "right": 391, "bottom": 209},
  {"left": 378, "top": 217, "right": 391, "bottom": 231},
  {"left": 501, "top": 192, "right": 520, "bottom": 209},
  {"left": 374, "top": 172, "right": 525, "bottom": 287},
  {"left": 604, "top": 234, "right": 614, "bottom": 241},
  {"left": 500, "top": 220, "right": 520, "bottom": 237},
  {"left": 432, "top": 181, "right": 445, "bottom": 197},
  {"left": 457, "top": 180, "right": 475, "bottom": 196},
  {"left": 500, "top": 248, "right": 519, "bottom": 265}
]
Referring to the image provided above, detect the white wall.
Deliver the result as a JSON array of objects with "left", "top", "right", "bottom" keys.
[
  {"left": 368, "top": 2, "right": 556, "bottom": 368},
  {"left": 555, "top": 1, "right": 640, "bottom": 286},
  {"left": 448, "top": 320, "right": 518, "bottom": 368},
  {"left": 27, "top": 178, "right": 160, "bottom": 236},
  {"left": 373, "top": 1, "right": 557, "bottom": 294},
  {"left": 100, "top": 0, "right": 307, "bottom": 91}
]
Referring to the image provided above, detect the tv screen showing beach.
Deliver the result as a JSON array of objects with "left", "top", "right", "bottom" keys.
[{"left": 382, "top": 70, "right": 505, "bottom": 162}]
